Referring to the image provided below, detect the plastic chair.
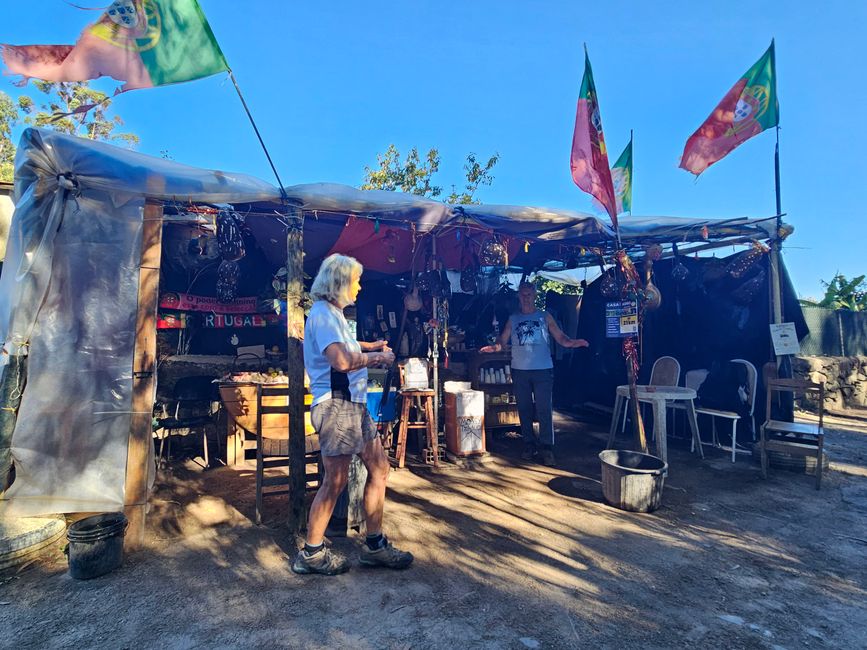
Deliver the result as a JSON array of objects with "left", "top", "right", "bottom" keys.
[
  {"left": 668, "top": 368, "right": 709, "bottom": 436},
  {"left": 759, "top": 378, "right": 826, "bottom": 489},
  {"left": 621, "top": 356, "right": 682, "bottom": 433},
  {"left": 694, "top": 359, "right": 758, "bottom": 462},
  {"left": 156, "top": 376, "right": 220, "bottom": 468}
]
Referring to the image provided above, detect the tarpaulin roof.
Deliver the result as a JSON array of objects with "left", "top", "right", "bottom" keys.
[{"left": 16, "top": 128, "right": 787, "bottom": 274}]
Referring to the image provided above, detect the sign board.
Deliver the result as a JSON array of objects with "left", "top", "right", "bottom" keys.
[
  {"left": 770, "top": 322, "right": 800, "bottom": 356},
  {"left": 605, "top": 300, "right": 638, "bottom": 338}
]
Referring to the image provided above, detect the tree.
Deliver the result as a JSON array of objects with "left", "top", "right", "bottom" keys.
[
  {"left": 21, "top": 81, "right": 139, "bottom": 146},
  {"left": 361, "top": 144, "right": 499, "bottom": 204},
  {"left": 0, "top": 82, "right": 140, "bottom": 182},
  {"left": 0, "top": 92, "right": 19, "bottom": 183},
  {"left": 803, "top": 274, "right": 867, "bottom": 311}
]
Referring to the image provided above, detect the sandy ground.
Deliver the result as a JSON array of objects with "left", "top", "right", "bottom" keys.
[{"left": 2, "top": 410, "right": 867, "bottom": 649}]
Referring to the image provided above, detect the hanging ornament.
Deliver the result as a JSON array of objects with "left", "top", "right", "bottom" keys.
[
  {"left": 731, "top": 268, "right": 767, "bottom": 304},
  {"left": 600, "top": 271, "right": 619, "bottom": 298},
  {"left": 701, "top": 225, "right": 709, "bottom": 240},
  {"left": 725, "top": 240, "right": 770, "bottom": 278},
  {"left": 671, "top": 243, "right": 690, "bottom": 282},
  {"left": 480, "top": 236, "right": 507, "bottom": 267},
  {"left": 216, "top": 210, "right": 245, "bottom": 262},
  {"left": 216, "top": 260, "right": 240, "bottom": 303}
]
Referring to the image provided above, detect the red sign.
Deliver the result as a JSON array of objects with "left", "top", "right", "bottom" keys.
[
  {"left": 159, "top": 292, "right": 259, "bottom": 314},
  {"left": 202, "top": 313, "right": 283, "bottom": 328}
]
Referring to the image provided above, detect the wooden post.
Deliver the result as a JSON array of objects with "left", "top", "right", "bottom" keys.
[
  {"left": 285, "top": 210, "right": 306, "bottom": 532},
  {"left": 124, "top": 202, "right": 162, "bottom": 551}
]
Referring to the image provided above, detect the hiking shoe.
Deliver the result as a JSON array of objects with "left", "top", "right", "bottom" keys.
[
  {"left": 520, "top": 447, "right": 536, "bottom": 461},
  {"left": 540, "top": 448, "right": 556, "bottom": 467},
  {"left": 291, "top": 546, "right": 350, "bottom": 576},
  {"left": 358, "top": 540, "right": 414, "bottom": 570}
]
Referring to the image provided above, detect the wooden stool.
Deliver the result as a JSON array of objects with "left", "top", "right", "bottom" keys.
[{"left": 394, "top": 389, "right": 439, "bottom": 468}]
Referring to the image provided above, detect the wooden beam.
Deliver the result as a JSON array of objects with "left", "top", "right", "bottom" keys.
[
  {"left": 285, "top": 212, "right": 306, "bottom": 532},
  {"left": 124, "top": 202, "right": 163, "bottom": 551}
]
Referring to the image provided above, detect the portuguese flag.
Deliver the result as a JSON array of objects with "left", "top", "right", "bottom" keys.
[
  {"left": 570, "top": 48, "right": 618, "bottom": 228},
  {"left": 1, "top": 0, "right": 228, "bottom": 94},
  {"left": 612, "top": 135, "right": 633, "bottom": 214},
  {"left": 680, "top": 41, "right": 779, "bottom": 175}
]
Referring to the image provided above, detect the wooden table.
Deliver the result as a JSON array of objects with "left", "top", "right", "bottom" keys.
[{"left": 608, "top": 385, "right": 704, "bottom": 464}]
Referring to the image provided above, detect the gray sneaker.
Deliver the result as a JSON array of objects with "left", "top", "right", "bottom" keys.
[
  {"left": 359, "top": 540, "right": 414, "bottom": 570},
  {"left": 291, "top": 546, "right": 350, "bottom": 575}
]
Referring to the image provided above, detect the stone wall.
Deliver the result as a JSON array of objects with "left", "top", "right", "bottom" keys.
[{"left": 792, "top": 355, "right": 867, "bottom": 410}]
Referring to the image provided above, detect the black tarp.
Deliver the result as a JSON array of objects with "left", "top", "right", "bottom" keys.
[{"left": 567, "top": 253, "right": 807, "bottom": 424}]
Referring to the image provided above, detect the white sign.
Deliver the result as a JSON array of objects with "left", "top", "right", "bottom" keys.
[{"left": 770, "top": 322, "right": 800, "bottom": 356}]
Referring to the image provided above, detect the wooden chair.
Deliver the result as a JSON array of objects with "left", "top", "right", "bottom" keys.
[
  {"left": 254, "top": 384, "right": 320, "bottom": 525},
  {"left": 759, "top": 378, "right": 826, "bottom": 489},
  {"left": 392, "top": 359, "right": 439, "bottom": 468}
]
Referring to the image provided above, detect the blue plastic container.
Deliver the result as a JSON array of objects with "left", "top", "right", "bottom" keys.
[{"left": 367, "top": 388, "right": 397, "bottom": 422}]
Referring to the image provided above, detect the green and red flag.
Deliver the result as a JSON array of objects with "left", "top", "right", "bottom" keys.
[
  {"left": 680, "top": 41, "right": 779, "bottom": 175},
  {"left": 612, "top": 134, "right": 632, "bottom": 214},
  {"left": 1, "top": 0, "right": 228, "bottom": 94},
  {"left": 570, "top": 48, "right": 618, "bottom": 228}
]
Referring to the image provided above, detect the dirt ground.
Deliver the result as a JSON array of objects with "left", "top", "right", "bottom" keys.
[{"left": 3, "top": 410, "right": 867, "bottom": 649}]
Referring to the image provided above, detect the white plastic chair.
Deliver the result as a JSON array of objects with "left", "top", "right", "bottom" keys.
[
  {"left": 621, "top": 356, "right": 681, "bottom": 433},
  {"left": 668, "top": 368, "right": 708, "bottom": 437},
  {"left": 694, "top": 359, "right": 758, "bottom": 462}
]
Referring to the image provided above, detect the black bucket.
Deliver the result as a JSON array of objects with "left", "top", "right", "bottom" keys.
[
  {"left": 66, "top": 512, "right": 128, "bottom": 580},
  {"left": 599, "top": 450, "right": 667, "bottom": 513}
]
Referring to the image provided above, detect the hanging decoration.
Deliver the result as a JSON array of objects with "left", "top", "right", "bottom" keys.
[
  {"left": 216, "top": 260, "right": 241, "bottom": 303},
  {"left": 725, "top": 240, "right": 769, "bottom": 278},
  {"left": 480, "top": 236, "right": 508, "bottom": 267},
  {"left": 600, "top": 270, "right": 619, "bottom": 298},
  {"left": 216, "top": 210, "right": 246, "bottom": 262},
  {"left": 669, "top": 242, "right": 689, "bottom": 282},
  {"left": 731, "top": 268, "right": 767, "bottom": 304}
]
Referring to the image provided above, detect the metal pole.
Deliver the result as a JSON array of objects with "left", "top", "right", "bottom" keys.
[{"left": 228, "top": 70, "right": 289, "bottom": 203}]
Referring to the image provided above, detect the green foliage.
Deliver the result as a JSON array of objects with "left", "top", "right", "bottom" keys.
[
  {"left": 0, "top": 82, "right": 139, "bottom": 182},
  {"left": 445, "top": 152, "right": 500, "bottom": 205},
  {"left": 362, "top": 145, "right": 499, "bottom": 204},
  {"left": 806, "top": 274, "right": 867, "bottom": 311},
  {"left": 533, "top": 276, "right": 581, "bottom": 310},
  {"left": 22, "top": 81, "right": 139, "bottom": 146},
  {"left": 0, "top": 92, "right": 19, "bottom": 182}
]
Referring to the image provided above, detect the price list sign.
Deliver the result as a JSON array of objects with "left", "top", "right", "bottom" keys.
[{"left": 605, "top": 300, "right": 638, "bottom": 338}]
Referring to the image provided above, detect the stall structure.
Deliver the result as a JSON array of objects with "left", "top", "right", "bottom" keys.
[{"left": 0, "top": 128, "right": 795, "bottom": 540}]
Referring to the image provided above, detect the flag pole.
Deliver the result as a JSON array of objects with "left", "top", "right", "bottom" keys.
[
  {"left": 228, "top": 70, "right": 289, "bottom": 203},
  {"left": 770, "top": 125, "right": 783, "bottom": 327},
  {"left": 628, "top": 129, "right": 633, "bottom": 216}
]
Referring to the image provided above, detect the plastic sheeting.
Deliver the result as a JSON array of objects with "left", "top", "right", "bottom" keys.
[{"left": 0, "top": 128, "right": 283, "bottom": 515}]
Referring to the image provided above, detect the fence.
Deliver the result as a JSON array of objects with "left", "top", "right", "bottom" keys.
[{"left": 800, "top": 306, "right": 867, "bottom": 356}]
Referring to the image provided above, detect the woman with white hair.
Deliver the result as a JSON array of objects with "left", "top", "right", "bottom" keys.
[{"left": 292, "top": 254, "right": 413, "bottom": 575}]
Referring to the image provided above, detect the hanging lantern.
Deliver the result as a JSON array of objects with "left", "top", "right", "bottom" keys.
[
  {"left": 460, "top": 265, "right": 477, "bottom": 293},
  {"left": 671, "top": 243, "right": 690, "bottom": 282},
  {"left": 480, "top": 236, "right": 507, "bottom": 267},
  {"left": 217, "top": 210, "right": 245, "bottom": 262},
  {"left": 672, "top": 262, "right": 690, "bottom": 282},
  {"left": 600, "top": 271, "right": 619, "bottom": 298},
  {"left": 216, "top": 260, "right": 240, "bottom": 303}
]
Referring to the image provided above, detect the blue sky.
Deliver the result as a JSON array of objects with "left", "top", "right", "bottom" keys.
[{"left": 1, "top": 1, "right": 863, "bottom": 298}]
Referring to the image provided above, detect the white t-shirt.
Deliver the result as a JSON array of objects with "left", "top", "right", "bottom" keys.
[{"left": 304, "top": 301, "right": 368, "bottom": 405}]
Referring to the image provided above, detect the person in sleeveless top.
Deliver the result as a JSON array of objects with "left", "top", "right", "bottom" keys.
[
  {"left": 293, "top": 254, "right": 413, "bottom": 575},
  {"left": 480, "top": 281, "right": 589, "bottom": 466}
]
